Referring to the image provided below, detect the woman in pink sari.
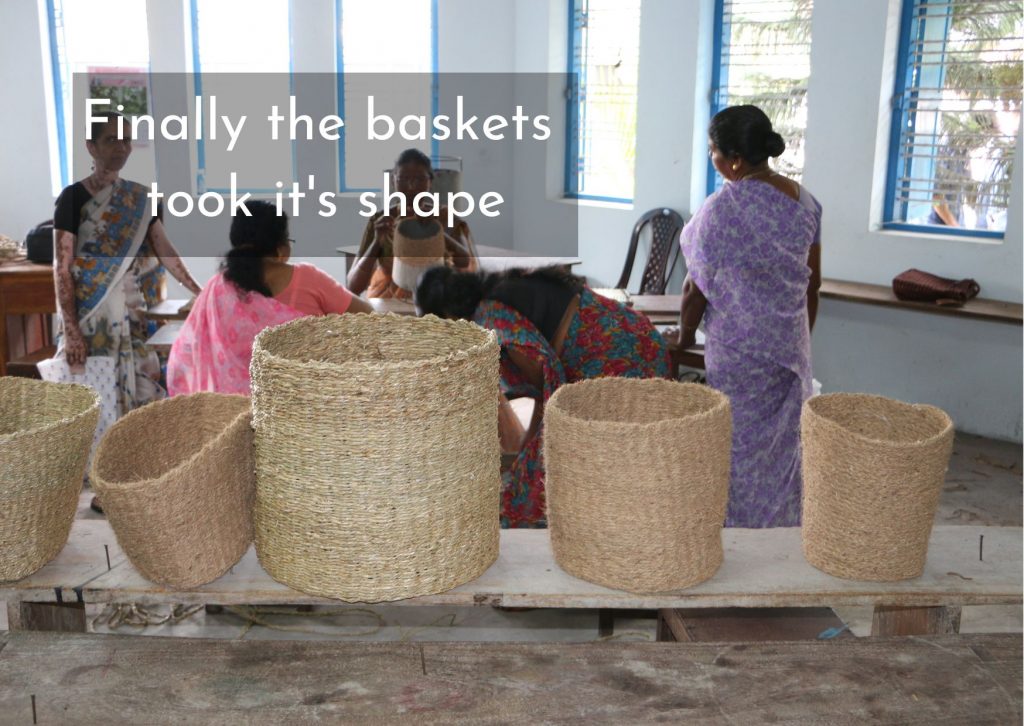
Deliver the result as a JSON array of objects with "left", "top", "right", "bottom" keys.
[{"left": 168, "top": 201, "right": 371, "bottom": 395}]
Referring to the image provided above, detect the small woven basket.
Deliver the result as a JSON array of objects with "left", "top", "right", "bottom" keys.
[
  {"left": 0, "top": 378, "right": 99, "bottom": 581},
  {"left": 801, "top": 393, "right": 954, "bottom": 581},
  {"left": 90, "top": 393, "right": 255, "bottom": 589},
  {"left": 544, "top": 378, "right": 731, "bottom": 593},
  {"left": 251, "top": 313, "right": 500, "bottom": 602},
  {"left": 392, "top": 218, "right": 445, "bottom": 292}
]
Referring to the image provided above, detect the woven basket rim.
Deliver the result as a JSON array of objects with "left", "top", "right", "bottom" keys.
[
  {"left": 804, "top": 392, "right": 953, "bottom": 448},
  {"left": 0, "top": 378, "right": 100, "bottom": 445},
  {"left": 547, "top": 378, "right": 729, "bottom": 432},
  {"left": 91, "top": 392, "right": 251, "bottom": 490},
  {"left": 253, "top": 312, "right": 498, "bottom": 374}
]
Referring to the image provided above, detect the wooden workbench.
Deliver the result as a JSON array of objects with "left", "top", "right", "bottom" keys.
[
  {"left": 3, "top": 520, "right": 1018, "bottom": 636},
  {"left": 0, "top": 632, "right": 1018, "bottom": 723}
]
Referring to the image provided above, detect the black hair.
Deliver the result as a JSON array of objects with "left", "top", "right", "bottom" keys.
[
  {"left": 709, "top": 105, "right": 786, "bottom": 166},
  {"left": 87, "top": 111, "right": 126, "bottom": 144},
  {"left": 416, "top": 265, "right": 585, "bottom": 320},
  {"left": 221, "top": 200, "right": 288, "bottom": 297},
  {"left": 394, "top": 148, "right": 434, "bottom": 179}
]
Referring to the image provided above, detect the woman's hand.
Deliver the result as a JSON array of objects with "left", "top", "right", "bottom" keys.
[
  {"left": 149, "top": 220, "right": 202, "bottom": 295},
  {"left": 373, "top": 214, "right": 394, "bottom": 242},
  {"left": 660, "top": 326, "right": 697, "bottom": 349},
  {"left": 64, "top": 325, "right": 87, "bottom": 369}
]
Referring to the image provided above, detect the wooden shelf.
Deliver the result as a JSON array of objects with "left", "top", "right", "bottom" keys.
[{"left": 820, "top": 278, "right": 1022, "bottom": 324}]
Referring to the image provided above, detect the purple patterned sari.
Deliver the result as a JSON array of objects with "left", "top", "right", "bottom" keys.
[{"left": 681, "top": 179, "right": 822, "bottom": 527}]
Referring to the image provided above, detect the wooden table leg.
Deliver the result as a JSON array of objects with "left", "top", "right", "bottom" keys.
[
  {"left": 656, "top": 609, "right": 694, "bottom": 642},
  {"left": 871, "top": 606, "right": 962, "bottom": 637}
]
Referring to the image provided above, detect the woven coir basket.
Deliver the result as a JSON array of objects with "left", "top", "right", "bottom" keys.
[
  {"left": 90, "top": 393, "right": 255, "bottom": 589},
  {"left": 392, "top": 218, "right": 446, "bottom": 292},
  {"left": 250, "top": 313, "right": 500, "bottom": 602},
  {"left": 801, "top": 393, "right": 954, "bottom": 581},
  {"left": 544, "top": 378, "right": 731, "bottom": 593},
  {"left": 0, "top": 378, "right": 99, "bottom": 581}
]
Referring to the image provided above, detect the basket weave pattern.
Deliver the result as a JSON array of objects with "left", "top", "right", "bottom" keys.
[
  {"left": 251, "top": 313, "right": 500, "bottom": 602},
  {"left": 0, "top": 378, "right": 99, "bottom": 581},
  {"left": 91, "top": 393, "right": 255, "bottom": 589},
  {"left": 392, "top": 218, "right": 445, "bottom": 292},
  {"left": 801, "top": 393, "right": 954, "bottom": 581},
  {"left": 544, "top": 379, "right": 731, "bottom": 593}
]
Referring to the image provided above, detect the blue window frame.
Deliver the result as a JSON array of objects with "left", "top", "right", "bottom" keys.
[
  {"left": 884, "top": 0, "right": 1021, "bottom": 239},
  {"left": 46, "top": 0, "right": 154, "bottom": 193},
  {"left": 190, "top": 0, "right": 296, "bottom": 195},
  {"left": 335, "top": 0, "right": 439, "bottom": 193},
  {"left": 708, "top": 0, "right": 815, "bottom": 196},
  {"left": 564, "top": 0, "right": 642, "bottom": 203}
]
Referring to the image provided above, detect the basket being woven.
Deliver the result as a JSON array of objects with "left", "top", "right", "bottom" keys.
[
  {"left": 250, "top": 313, "right": 500, "bottom": 602},
  {"left": 801, "top": 393, "right": 954, "bottom": 581},
  {"left": 544, "top": 378, "right": 731, "bottom": 593},
  {"left": 0, "top": 378, "right": 99, "bottom": 581},
  {"left": 90, "top": 393, "right": 255, "bottom": 589},
  {"left": 391, "top": 218, "right": 445, "bottom": 292}
]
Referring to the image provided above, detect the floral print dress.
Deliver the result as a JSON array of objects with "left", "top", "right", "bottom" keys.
[{"left": 473, "top": 288, "right": 670, "bottom": 527}]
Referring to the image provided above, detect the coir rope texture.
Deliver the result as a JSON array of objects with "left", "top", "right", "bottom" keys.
[
  {"left": 544, "top": 378, "right": 731, "bottom": 593},
  {"left": 801, "top": 393, "right": 954, "bottom": 581},
  {"left": 0, "top": 377, "right": 99, "bottom": 581},
  {"left": 91, "top": 393, "right": 255, "bottom": 589},
  {"left": 250, "top": 313, "right": 500, "bottom": 602}
]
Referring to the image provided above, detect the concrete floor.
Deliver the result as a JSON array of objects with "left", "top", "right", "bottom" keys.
[{"left": 3, "top": 433, "right": 1020, "bottom": 640}]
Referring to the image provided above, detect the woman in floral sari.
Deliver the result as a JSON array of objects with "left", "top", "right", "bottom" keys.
[
  {"left": 417, "top": 265, "right": 669, "bottom": 528},
  {"left": 54, "top": 111, "right": 201, "bottom": 417},
  {"left": 675, "top": 105, "right": 822, "bottom": 528}
]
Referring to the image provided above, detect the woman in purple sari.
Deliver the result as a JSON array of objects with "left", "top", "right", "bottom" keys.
[{"left": 677, "top": 105, "right": 822, "bottom": 528}]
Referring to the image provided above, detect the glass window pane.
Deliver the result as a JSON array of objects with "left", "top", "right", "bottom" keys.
[
  {"left": 567, "top": 0, "right": 642, "bottom": 201},
  {"left": 887, "top": 0, "right": 1022, "bottom": 235},
  {"left": 711, "top": 0, "right": 814, "bottom": 192}
]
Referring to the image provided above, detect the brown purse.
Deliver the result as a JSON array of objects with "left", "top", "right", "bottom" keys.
[{"left": 892, "top": 269, "right": 981, "bottom": 307}]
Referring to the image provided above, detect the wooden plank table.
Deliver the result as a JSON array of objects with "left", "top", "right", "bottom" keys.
[
  {"left": 0, "top": 259, "right": 56, "bottom": 376},
  {"left": 0, "top": 632, "right": 1019, "bottom": 724},
  {"left": 144, "top": 321, "right": 183, "bottom": 354},
  {"left": 144, "top": 298, "right": 191, "bottom": 322},
  {"left": 3, "top": 520, "right": 1018, "bottom": 636}
]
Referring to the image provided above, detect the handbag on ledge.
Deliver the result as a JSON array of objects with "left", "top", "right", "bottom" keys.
[{"left": 892, "top": 269, "right": 980, "bottom": 307}]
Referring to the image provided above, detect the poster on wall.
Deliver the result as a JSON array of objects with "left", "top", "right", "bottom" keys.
[{"left": 87, "top": 67, "right": 149, "bottom": 146}]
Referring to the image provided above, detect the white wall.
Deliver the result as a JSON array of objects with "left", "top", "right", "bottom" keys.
[{"left": 1, "top": 0, "right": 1020, "bottom": 440}]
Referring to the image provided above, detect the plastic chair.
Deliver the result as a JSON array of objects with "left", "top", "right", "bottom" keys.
[{"left": 616, "top": 208, "right": 686, "bottom": 295}]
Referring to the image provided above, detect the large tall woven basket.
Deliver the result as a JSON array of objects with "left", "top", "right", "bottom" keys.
[
  {"left": 251, "top": 313, "right": 500, "bottom": 602},
  {"left": 544, "top": 378, "right": 731, "bottom": 593},
  {"left": 801, "top": 393, "right": 954, "bottom": 581},
  {"left": 90, "top": 393, "right": 255, "bottom": 589},
  {"left": 1, "top": 378, "right": 99, "bottom": 581}
]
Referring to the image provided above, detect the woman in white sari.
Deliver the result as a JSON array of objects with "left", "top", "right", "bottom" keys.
[{"left": 53, "top": 111, "right": 201, "bottom": 419}]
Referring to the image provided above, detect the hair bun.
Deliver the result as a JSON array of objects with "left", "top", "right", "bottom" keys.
[{"left": 765, "top": 131, "right": 786, "bottom": 158}]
